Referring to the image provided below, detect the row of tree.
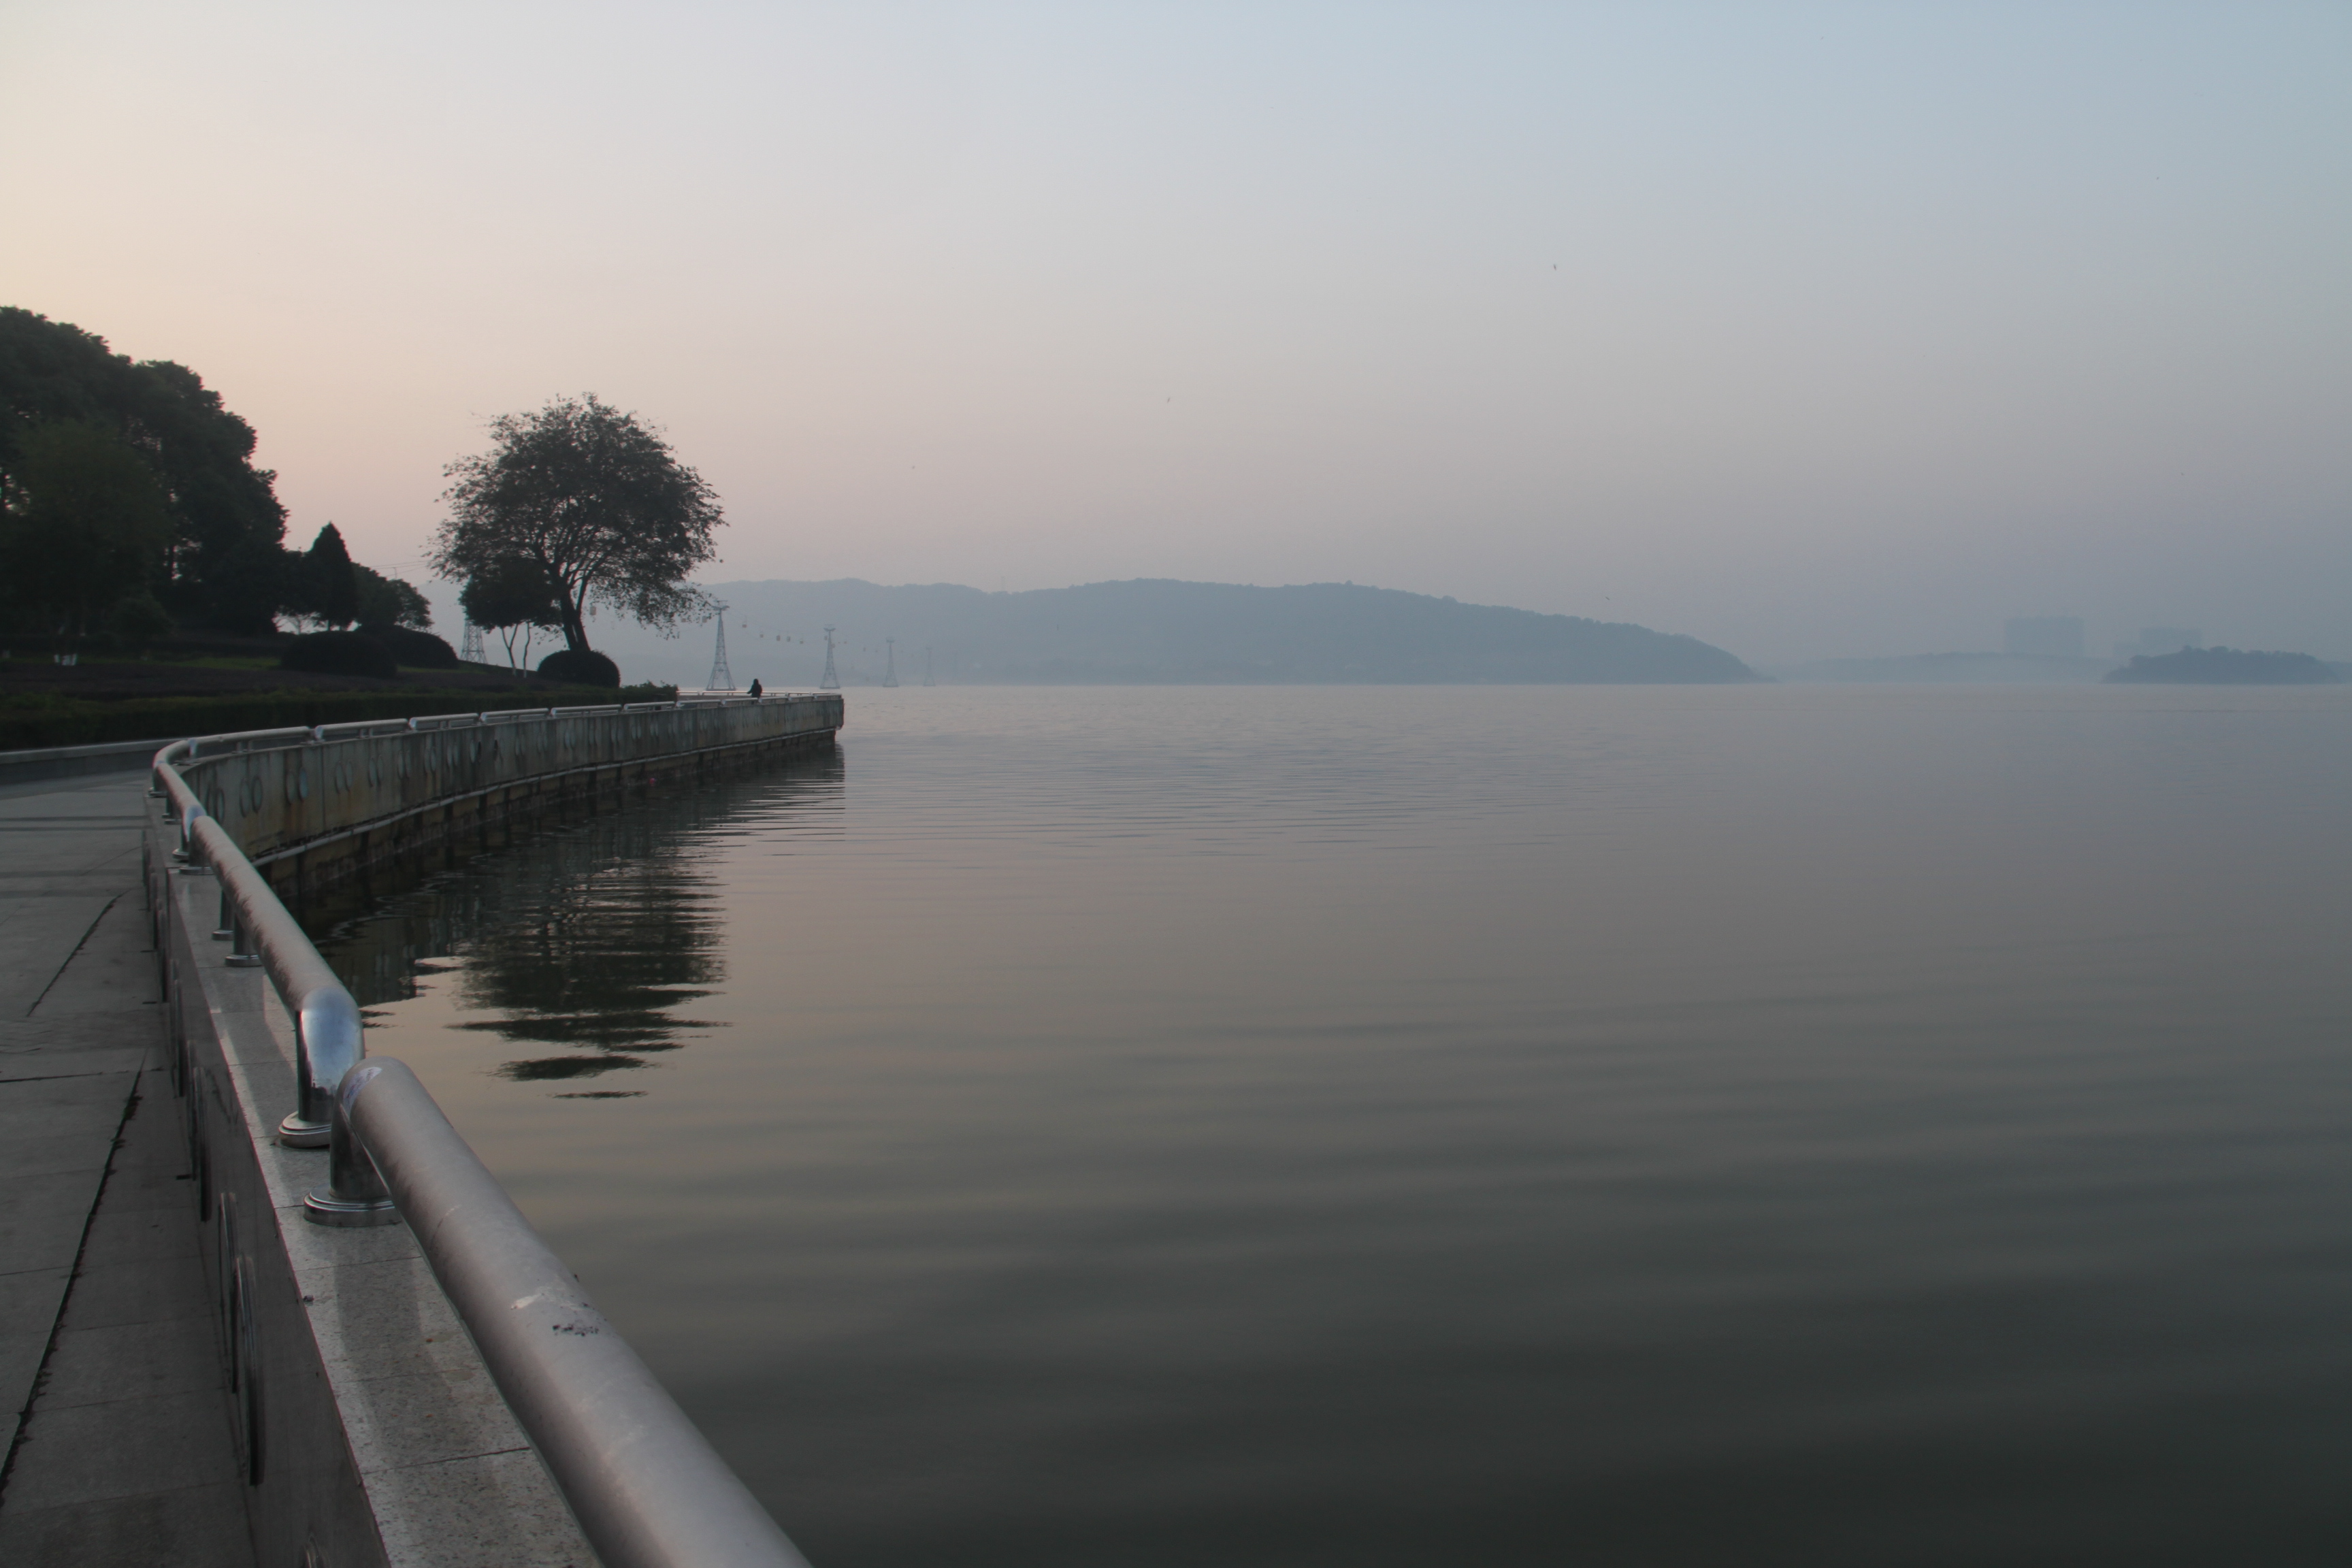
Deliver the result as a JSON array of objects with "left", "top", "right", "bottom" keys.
[
  {"left": 291, "top": 520, "right": 433, "bottom": 632},
  {"left": 3, "top": 308, "right": 725, "bottom": 666},
  {"left": 1, "top": 308, "right": 304, "bottom": 640},
  {"left": 0, "top": 308, "right": 440, "bottom": 645}
]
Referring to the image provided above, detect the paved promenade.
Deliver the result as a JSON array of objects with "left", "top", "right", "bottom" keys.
[{"left": 0, "top": 771, "right": 254, "bottom": 1565}]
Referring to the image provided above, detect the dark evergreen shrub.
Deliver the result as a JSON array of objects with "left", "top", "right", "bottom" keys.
[
  {"left": 538, "top": 648, "right": 620, "bottom": 687},
  {"left": 108, "top": 592, "right": 177, "bottom": 654},
  {"left": 357, "top": 623, "right": 459, "bottom": 668},
  {"left": 280, "top": 631, "right": 397, "bottom": 679}
]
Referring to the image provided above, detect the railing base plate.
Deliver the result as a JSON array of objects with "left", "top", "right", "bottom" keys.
[
  {"left": 278, "top": 1115, "right": 331, "bottom": 1148},
  {"left": 303, "top": 1189, "right": 402, "bottom": 1228}
]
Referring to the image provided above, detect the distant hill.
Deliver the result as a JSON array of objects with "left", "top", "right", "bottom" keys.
[
  {"left": 595, "top": 578, "right": 1758, "bottom": 687},
  {"left": 2104, "top": 647, "right": 2340, "bottom": 685}
]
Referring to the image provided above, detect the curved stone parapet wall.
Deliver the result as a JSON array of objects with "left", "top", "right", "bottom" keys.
[
  {"left": 174, "top": 693, "right": 843, "bottom": 882},
  {"left": 143, "top": 693, "right": 843, "bottom": 1565}
]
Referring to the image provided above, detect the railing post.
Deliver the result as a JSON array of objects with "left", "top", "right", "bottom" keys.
[
  {"left": 278, "top": 985, "right": 362, "bottom": 1148},
  {"left": 225, "top": 911, "right": 263, "bottom": 967},
  {"left": 301, "top": 1062, "right": 399, "bottom": 1226}
]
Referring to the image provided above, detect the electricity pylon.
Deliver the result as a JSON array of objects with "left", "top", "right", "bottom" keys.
[
  {"left": 459, "top": 621, "right": 485, "bottom": 664},
  {"left": 882, "top": 637, "right": 899, "bottom": 687},
  {"left": 819, "top": 625, "right": 840, "bottom": 690},
  {"left": 923, "top": 644, "right": 935, "bottom": 686},
  {"left": 706, "top": 602, "right": 736, "bottom": 691}
]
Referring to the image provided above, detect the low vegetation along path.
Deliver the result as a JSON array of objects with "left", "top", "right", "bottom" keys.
[{"left": 0, "top": 770, "right": 254, "bottom": 1566}]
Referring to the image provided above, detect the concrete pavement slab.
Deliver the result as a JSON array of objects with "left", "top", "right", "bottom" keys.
[
  {"left": 0, "top": 775, "right": 251, "bottom": 1565},
  {"left": 0, "top": 1389, "right": 244, "bottom": 1508},
  {"left": 0, "top": 1479, "right": 254, "bottom": 1568}
]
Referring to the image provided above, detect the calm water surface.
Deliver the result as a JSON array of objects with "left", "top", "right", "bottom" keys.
[{"left": 309, "top": 686, "right": 2352, "bottom": 1567}]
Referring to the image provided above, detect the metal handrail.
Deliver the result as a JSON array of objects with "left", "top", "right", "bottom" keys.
[
  {"left": 150, "top": 693, "right": 830, "bottom": 1128},
  {"left": 184, "top": 725, "right": 315, "bottom": 755},
  {"left": 206, "top": 816, "right": 363, "bottom": 1143},
  {"left": 152, "top": 699, "right": 819, "bottom": 1567},
  {"left": 312, "top": 717, "right": 422, "bottom": 740},
  {"left": 318, "top": 1059, "right": 811, "bottom": 1568},
  {"left": 151, "top": 742, "right": 356, "bottom": 1145},
  {"left": 174, "top": 693, "right": 806, "bottom": 756}
]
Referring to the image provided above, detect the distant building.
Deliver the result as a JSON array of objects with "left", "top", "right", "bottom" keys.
[{"left": 2004, "top": 617, "right": 2085, "bottom": 659}]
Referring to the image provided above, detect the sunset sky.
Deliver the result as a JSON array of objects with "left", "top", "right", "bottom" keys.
[{"left": 3, "top": 2, "right": 2345, "bottom": 662}]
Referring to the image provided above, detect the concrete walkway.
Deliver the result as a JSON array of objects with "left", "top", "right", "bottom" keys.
[{"left": 0, "top": 772, "right": 254, "bottom": 1565}]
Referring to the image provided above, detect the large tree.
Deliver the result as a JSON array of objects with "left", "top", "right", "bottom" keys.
[
  {"left": 0, "top": 308, "right": 290, "bottom": 633},
  {"left": 0, "top": 419, "right": 172, "bottom": 641},
  {"left": 431, "top": 394, "right": 721, "bottom": 653}
]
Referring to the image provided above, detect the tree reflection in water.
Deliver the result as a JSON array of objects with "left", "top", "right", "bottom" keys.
[{"left": 301, "top": 747, "right": 842, "bottom": 1090}]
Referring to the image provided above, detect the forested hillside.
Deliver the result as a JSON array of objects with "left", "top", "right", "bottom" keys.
[{"left": 595, "top": 578, "right": 1758, "bottom": 687}]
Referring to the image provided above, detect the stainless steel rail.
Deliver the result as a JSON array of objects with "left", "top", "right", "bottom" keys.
[
  {"left": 199, "top": 813, "right": 365, "bottom": 1144},
  {"left": 150, "top": 695, "right": 827, "bottom": 1567},
  {"left": 154, "top": 740, "right": 361, "bottom": 1145},
  {"left": 325, "top": 1059, "right": 811, "bottom": 1568},
  {"left": 154, "top": 693, "right": 840, "bottom": 1134}
]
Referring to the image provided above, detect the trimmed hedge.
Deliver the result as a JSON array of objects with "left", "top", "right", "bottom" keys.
[
  {"left": 282, "top": 632, "right": 397, "bottom": 679},
  {"left": 358, "top": 624, "right": 460, "bottom": 668},
  {"left": 539, "top": 649, "right": 621, "bottom": 687},
  {"left": 0, "top": 684, "right": 681, "bottom": 752}
]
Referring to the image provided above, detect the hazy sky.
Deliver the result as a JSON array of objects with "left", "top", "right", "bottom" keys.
[{"left": 4, "top": 2, "right": 2346, "bottom": 662}]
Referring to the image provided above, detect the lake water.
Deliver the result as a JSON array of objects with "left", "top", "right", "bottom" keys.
[{"left": 308, "top": 685, "right": 2352, "bottom": 1567}]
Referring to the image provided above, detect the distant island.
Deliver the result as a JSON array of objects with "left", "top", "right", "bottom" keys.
[
  {"left": 1781, "top": 651, "right": 2112, "bottom": 685},
  {"left": 606, "top": 578, "right": 1759, "bottom": 686},
  {"left": 2104, "top": 647, "right": 2340, "bottom": 685}
]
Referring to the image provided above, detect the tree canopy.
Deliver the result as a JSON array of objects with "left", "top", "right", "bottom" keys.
[
  {"left": 355, "top": 566, "right": 432, "bottom": 630},
  {"left": 0, "top": 308, "right": 289, "bottom": 633},
  {"left": 460, "top": 555, "right": 563, "bottom": 668},
  {"left": 0, "top": 419, "right": 174, "bottom": 641},
  {"left": 432, "top": 395, "right": 722, "bottom": 653},
  {"left": 298, "top": 523, "right": 360, "bottom": 629}
]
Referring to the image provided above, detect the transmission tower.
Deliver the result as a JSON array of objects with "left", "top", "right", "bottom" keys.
[
  {"left": 459, "top": 620, "right": 485, "bottom": 664},
  {"left": 819, "top": 624, "right": 840, "bottom": 690},
  {"left": 706, "top": 603, "right": 736, "bottom": 691},
  {"left": 923, "top": 644, "right": 934, "bottom": 686},
  {"left": 882, "top": 637, "right": 899, "bottom": 687}
]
